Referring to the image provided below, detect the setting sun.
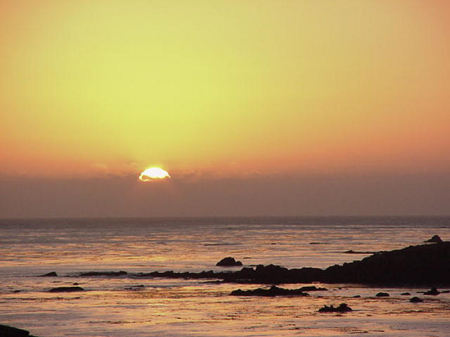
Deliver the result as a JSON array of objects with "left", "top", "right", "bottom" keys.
[{"left": 139, "top": 167, "right": 171, "bottom": 182}]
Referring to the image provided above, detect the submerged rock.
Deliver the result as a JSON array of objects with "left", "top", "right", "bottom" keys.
[
  {"left": 79, "top": 271, "right": 127, "bottom": 277},
  {"left": 49, "top": 286, "right": 84, "bottom": 292},
  {"left": 318, "top": 303, "right": 352, "bottom": 313},
  {"left": 410, "top": 297, "right": 423, "bottom": 303},
  {"left": 425, "top": 235, "right": 443, "bottom": 243},
  {"left": 216, "top": 257, "right": 242, "bottom": 267},
  {"left": 40, "top": 271, "right": 57, "bottom": 277},
  {"left": 344, "top": 250, "right": 376, "bottom": 254},
  {"left": 376, "top": 292, "right": 390, "bottom": 297},
  {"left": 231, "top": 285, "right": 309, "bottom": 297}
]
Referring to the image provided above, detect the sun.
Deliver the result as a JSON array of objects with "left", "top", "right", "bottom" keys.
[{"left": 139, "top": 167, "right": 171, "bottom": 182}]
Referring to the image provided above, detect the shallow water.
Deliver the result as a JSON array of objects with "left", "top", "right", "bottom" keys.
[{"left": 1, "top": 217, "right": 449, "bottom": 336}]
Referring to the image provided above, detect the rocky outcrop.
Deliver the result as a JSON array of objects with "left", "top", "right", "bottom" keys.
[
  {"left": 216, "top": 257, "right": 242, "bottom": 267},
  {"left": 74, "top": 242, "right": 450, "bottom": 286},
  {"left": 322, "top": 242, "right": 450, "bottom": 286}
]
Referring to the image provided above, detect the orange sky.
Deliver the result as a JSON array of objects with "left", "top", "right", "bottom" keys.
[{"left": 1, "top": 0, "right": 450, "bottom": 178}]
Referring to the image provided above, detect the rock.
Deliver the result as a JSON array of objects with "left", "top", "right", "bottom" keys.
[
  {"left": 425, "top": 235, "right": 443, "bottom": 243},
  {"left": 216, "top": 257, "right": 242, "bottom": 267},
  {"left": 318, "top": 303, "right": 352, "bottom": 313},
  {"left": 376, "top": 292, "right": 389, "bottom": 297},
  {"left": 424, "top": 287, "right": 440, "bottom": 295},
  {"left": 230, "top": 285, "right": 309, "bottom": 297},
  {"left": 40, "top": 271, "right": 57, "bottom": 277},
  {"left": 410, "top": 297, "right": 423, "bottom": 303},
  {"left": 401, "top": 292, "right": 410, "bottom": 295},
  {"left": 353, "top": 295, "right": 361, "bottom": 298},
  {"left": 0, "top": 324, "right": 37, "bottom": 337},
  {"left": 49, "top": 286, "right": 84, "bottom": 292}
]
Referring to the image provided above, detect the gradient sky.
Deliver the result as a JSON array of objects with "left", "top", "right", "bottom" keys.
[{"left": 1, "top": 1, "right": 449, "bottom": 217}]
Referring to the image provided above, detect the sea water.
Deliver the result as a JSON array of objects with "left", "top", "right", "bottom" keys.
[{"left": 0, "top": 216, "right": 449, "bottom": 336}]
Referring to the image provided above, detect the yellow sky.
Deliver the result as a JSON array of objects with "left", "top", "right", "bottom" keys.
[{"left": 1, "top": 0, "right": 449, "bottom": 178}]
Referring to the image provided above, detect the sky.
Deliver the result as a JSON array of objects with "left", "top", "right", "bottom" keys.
[{"left": 1, "top": 1, "right": 449, "bottom": 217}]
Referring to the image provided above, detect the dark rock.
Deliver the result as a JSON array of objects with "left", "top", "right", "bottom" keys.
[
  {"left": 424, "top": 287, "right": 440, "bottom": 295},
  {"left": 230, "top": 285, "right": 310, "bottom": 297},
  {"left": 353, "top": 295, "right": 361, "bottom": 298},
  {"left": 376, "top": 292, "right": 389, "bottom": 297},
  {"left": 40, "top": 272, "right": 57, "bottom": 277},
  {"left": 425, "top": 235, "right": 443, "bottom": 243},
  {"left": 125, "top": 284, "right": 145, "bottom": 291},
  {"left": 216, "top": 257, "right": 242, "bottom": 267},
  {"left": 318, "top": 303, "right": 352, "bottom": 313},
  {"left": 410, "top": 297, "right": 423, "bottom": 303},
  {"left": 0, "top": 324, "right": 32, "bottom": 337},
  {"left": 79, "top": 271, "right": 127, "bottom": 277},
  {"left": 401, "top": 292, "right": 410, "bottom": 295},
  {"left": 49, "top": 286, "right": 84, "bottom": 292}
]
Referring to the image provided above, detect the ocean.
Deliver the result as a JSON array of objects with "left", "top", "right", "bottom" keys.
[{"left": 0, "top": 216, "right": 449, "bottom": 337}]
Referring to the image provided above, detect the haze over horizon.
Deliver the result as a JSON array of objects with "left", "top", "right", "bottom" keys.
[{"left": 1, "top": 1, "right": 449, "bottom": 217}]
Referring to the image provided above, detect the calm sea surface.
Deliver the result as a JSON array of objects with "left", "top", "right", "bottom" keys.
[{"left": 0, "top": 216, "right": 449, "bottom": 336}]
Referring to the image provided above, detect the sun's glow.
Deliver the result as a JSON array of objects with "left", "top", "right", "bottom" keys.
[{"left": 139, "top": 167, "right": 170, "bottom": 182}]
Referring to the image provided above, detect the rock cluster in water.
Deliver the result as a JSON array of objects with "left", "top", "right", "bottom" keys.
[{"left": 318, "top": 303, "right": 352, "bottom": 313}]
